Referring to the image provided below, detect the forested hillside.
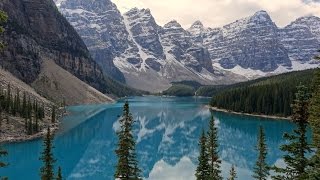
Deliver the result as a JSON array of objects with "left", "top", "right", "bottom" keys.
[{"left": 210, "top": 69, "right": 316, "bottom": 117}]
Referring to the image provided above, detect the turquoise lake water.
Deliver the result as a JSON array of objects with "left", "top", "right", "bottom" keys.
[{"left": 0, "top": 96, "right": 305, "bottom": 180}]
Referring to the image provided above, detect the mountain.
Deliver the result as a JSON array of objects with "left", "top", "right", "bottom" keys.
[
  {"left": 201, "top": 11, "right": 291, "bottom": 71},
  {"left": 279, "top": 16, "right": 320, "bottom": 64},
  {"left": 0, "top": 0, "right": 141, "bottom": 105},
  {"left": 55, "top": 0, "right": 245, "bottom": 92},
  {"left": 55, "top": 0, "right": 128, "bottom": 82},
  {"left": 54, "top": 0, "right": 320, "bottom": 92}
]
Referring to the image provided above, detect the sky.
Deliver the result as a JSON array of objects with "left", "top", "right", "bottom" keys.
[{"left": 112, "top": 0, "right": 320, "bottom": 29}]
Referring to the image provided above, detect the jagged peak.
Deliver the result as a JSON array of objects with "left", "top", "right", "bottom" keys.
[
  {"left": 191, "top": 20, "right": 204, "bottom": 28},
  {"left": 164, "top": 20, "right": 182, "bottom": 29},
  {"left": 251, "top": 10, "right": 271, "bottom": 20},
  {"left": 296, "top": 15, "right": 320, "bottom": 22},
  {"left": 125, "top": 7, "right": 152, "bottom": 17},
  {"left": 253, "top": 10, "right": 269, "bottom": 17}
]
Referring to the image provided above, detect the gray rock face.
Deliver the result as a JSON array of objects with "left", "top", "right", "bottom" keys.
[
  {"left": 53, "top": 0, "right": 320, "bottom": 91},
  {"left": 124, "top": 8, "right": 165, "bottom": 60},
  {"left": 0, "top": 0, "right": 109, "bottom": 93},
  {"left": 160, "top": 20, "right": 214, "bottom": 73},
  {"left": 279, "top": 21, "right": 319, "bottom": 62},
  {"left": 56, "top": 0, "right": 127, "bottom": 82},
  {"left": 200, "top": 11, "right": 292, "bottom": 71},
  {"left": 294, "top": 16, "right": 320, "bottom": 42}
]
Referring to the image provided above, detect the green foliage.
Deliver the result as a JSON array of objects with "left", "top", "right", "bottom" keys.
[
  {"left": 211, "top": 70, "right": 315, "bottom": 117},
  {"left": 207, "top": 115, "right": 222, "bottom": 180},
  {"left": 0, "top": 84, "right": 45, "bottom": 135},
  {"left": 103, "top": 76, "right": 146, "bottom": 97},
  {"left": 228, "top": 165, "right": 237, "bottom": 180},
  {"left": 253, "top": 126, "right": 269, "bottom": 180},
  {"left": 272, "top": 84, "right": 311, "bottom": 180},
  {"left": 308, "top": 68, "right": 320, "bottom": 178},
  {"left": 51, "top": 106, "right": 56, "bottom": 123},
  {"left": 40, "top": 127, "right": 56, "bottom": 180},
  {"left": 196, "top": 85, "right": 226, "bottom": 97},
  {"left": 114, "top": 101, "right": 141, "bottom": 180},
  {"left": 0, "top": 10, "right": 8, "bottom": 50},
  {"left": 162, "top": 84, "right": 195, "bottom": 97},
  {"left": 195, "top": 130, "right": 210, "bottom": 180},
  {"left": 56, "top": 166, "right": 62, "bottom": 180}
]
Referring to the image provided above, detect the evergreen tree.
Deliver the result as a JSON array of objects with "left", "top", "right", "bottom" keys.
[
  {"left": 195, "top": 130, "right": 210, "bottom": 180},
  {"left": 308, "top": 68, "right": 320, "bottom": 179},
  {"left": 40, "top": 127, "right": 56, "bottom": 180},
  {"left": 51, "top": 106, "right": 56, "bottom": 123},
  {"left": 22, "top": 92, "right": 27, "bottom": 118},
  {"left": 0, "top": 10, "right": 7, "bottom": 50},
  {"left": 114, "top": 101, "right": 141, "bottom": 180},
  {"left": 272, "top": 84, "right": 311, "bottom": 180},
  {"left": 56, "top": 166, "right": 62, "bottom": 180},
  {"left": 253, "top": 126, "right": 269, "bottom": 180},
  {"left": 228, "top": 165, "right": 237, "bottom": 180},
  {"left": 207, "top": 115, "right": 222, "bottom": 180}
]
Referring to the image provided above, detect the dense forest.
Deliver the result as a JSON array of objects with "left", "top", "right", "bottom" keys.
[{"left": 210, "top": 69, "right": 316, "bottom": 117}]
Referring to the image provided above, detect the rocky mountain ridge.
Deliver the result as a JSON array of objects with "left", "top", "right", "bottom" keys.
[
  {"left": 0, "top": 0, "right": 145, "bottom": 104},
  {"left": 55, "top": 0, "right": 320, "bottom": 92}
]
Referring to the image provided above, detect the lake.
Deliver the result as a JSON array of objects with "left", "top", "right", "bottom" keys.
[{"left": 0, "top": 96, "right": 302, "bottom": 180}]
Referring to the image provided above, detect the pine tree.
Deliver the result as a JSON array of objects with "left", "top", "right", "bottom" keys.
[
  {"left": 51, "top": 106, "right": 56, "bottom": 123},
  {"left": 0, "top": 10, "right": 7, "bottom": 50},
  {"left": 56, "top": 166, "right": 62, "bottom": 180},
  {"left": 195, "top": 130, "right": 210, "bottom": 180},
  {"left": 272, "top": 84, "right": 311, "bottom": 180},
  {"left": 114, "top": 101, "right": 141, "bottom": 180},
  {"left": 228, "top": 165, "right": 237, "bottom": 180},
  {"left": 253, "top": 126, "right": 269, "bottom": 180},
  {"left": 308, "top": 68, "right": 320, "bottom": 179},
  {"left": 207, "top": 115, "right": 222, "bottom": 180},
  {"left": 40, "top": 127, "right": 56, "bottom": 180}
]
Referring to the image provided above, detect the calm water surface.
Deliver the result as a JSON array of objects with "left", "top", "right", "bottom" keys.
[{"left": 0, "top": 96, "right": 304, "bottom": 180}]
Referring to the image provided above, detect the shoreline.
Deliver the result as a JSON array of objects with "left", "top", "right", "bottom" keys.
[
  {"left": 0, "top": 107, "right": 67, "bottom": 144},
  {"left": 209, "top": 106, "right": 291, "bottom": 120},
  {"left": 0, "top": 124, "right": 59, "bottom": 144}
]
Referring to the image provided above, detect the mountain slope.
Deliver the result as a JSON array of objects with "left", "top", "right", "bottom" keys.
[
  {"left": 32, "top": 59, "right": 114, "bottom": 105},
  {"left": 55, "top": 0, "right": 246, "bottom": 92},
  {"left": 54, "top": 0, "right": 320, "bottom": 91},
  {"left": 0, "top": 0, "right": 142, "bottom": 101}
]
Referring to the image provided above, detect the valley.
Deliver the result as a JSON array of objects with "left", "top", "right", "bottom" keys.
[{"left": 0, "top": 0, "right": 320, "bottom": 179}]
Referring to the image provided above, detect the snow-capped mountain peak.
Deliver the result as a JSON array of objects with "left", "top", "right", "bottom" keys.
[
  {"left": 54, "top": 2, "right": 320, "bottom": 92},
  {"left": 164, "top": 20, "right": 183, "bottom": 29}
]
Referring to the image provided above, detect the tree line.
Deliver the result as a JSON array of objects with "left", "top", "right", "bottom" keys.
[
  {"left": 196, "top": 69, "right": 320, "bottom": 179},
  {"left": 210, "top": 70, "right": 314, "bottom": 117},
  {"left": 0, "top": 83, "right": 56, "bottom": 135},
  {"left": 1, "top": 75, "right": 320, "bottom": 179}
]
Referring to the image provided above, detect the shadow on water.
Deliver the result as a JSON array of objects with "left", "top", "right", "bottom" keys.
[{"left": 0, "top": 96, "right": 309, "bottom": 180}]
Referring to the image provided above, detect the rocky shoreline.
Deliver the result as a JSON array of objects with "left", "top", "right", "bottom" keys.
[
  {"left": 0, "top": 107, "right": 67, "bottom": 144},
  {"left": 209, "top": 106, "right": 291, "bottom": 120}
]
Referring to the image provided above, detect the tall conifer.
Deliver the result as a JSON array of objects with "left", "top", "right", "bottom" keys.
[
  {"left": 308, "top": 68, "right": 320, "bottom": 178},
  {"left": 114, "top": 101, "right": 141, "bottom": 180},
  {"left": 253, "top": 126, "right": 269, "bottom": 180},
  {"left": 195, "top": 130, "right": 210, "bottom": 180},
  {"left": 207, "top": 115, "right": 222, "bottom": 180},
  {"left": 273, "top": 84, "right": 311, "bottom": 179},
  {"left": 40, "top": 127, "right": 56, "bottom": 180},
  {"left": 228, "top": 165, "right": 237, "bottom": 180}
]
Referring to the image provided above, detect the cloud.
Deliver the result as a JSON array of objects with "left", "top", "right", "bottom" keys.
[{"left": 111, "top": 0, "right": 320, "bottom": 28}]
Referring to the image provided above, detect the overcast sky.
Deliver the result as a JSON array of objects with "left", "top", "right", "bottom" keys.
[{"left": 112, "top": 0, "right": 320, "bottom": 29}]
